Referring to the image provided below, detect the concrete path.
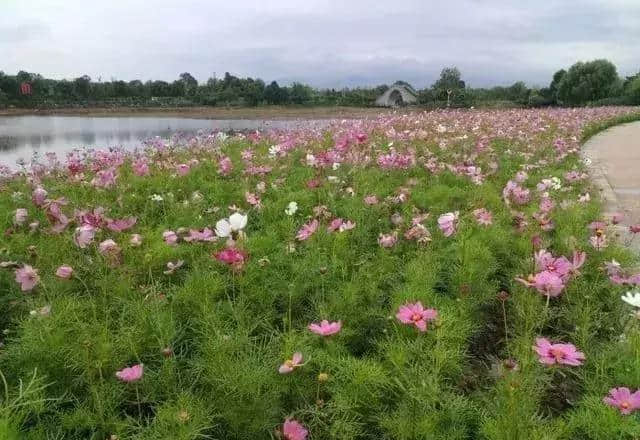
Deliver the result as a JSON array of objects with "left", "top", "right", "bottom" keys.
[{"left": 583, "top": 121, "right": 640, "bottom": 252}]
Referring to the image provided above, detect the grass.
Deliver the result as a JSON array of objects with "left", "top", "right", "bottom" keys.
[{"left": 1, "top": 107, "right": 640, "bottom": 439}]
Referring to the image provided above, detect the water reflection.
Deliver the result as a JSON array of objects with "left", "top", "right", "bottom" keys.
[{"left": 0, "top": 115, "right": 324, "bottom": 166}]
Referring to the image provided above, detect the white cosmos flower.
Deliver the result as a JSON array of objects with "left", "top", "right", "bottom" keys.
[
  {"left": 306, "top": 154, "right": 317, "bottom": 167},
  {"left": 621, "top": 291, "right": 640, "bottom": 308},
  {"left": 285, "top": 202, "right": 298, "bottom": 216},
  {"left": 268, "top": 145, "right": 281, "bottom": 158},
  {"left": 150, "top": 194, "right": 163, "bottom": 202},
  {"left": 215, "top": 213, "right": 248, "bottom": 237}
]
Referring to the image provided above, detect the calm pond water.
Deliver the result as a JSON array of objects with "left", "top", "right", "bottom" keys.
[{"left": 0, "top": 116, "right": 325, "bottom": 167}]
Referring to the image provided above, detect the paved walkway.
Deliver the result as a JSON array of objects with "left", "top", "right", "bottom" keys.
[{"left": 583, "top": 121, "right": 640, "bottom": 252}]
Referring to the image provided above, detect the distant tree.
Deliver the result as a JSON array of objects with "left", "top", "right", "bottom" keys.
[
  {"left": 432, "top": 67, "right": 466, "bottom": 105},
  {"left": 242, "top": 78, "right": 265, "bottom": 106},
  {"left": 432, "top": 68, "right": 465, "bottom": 91},
  {"left": 557, "top": 59, "right": 619, "bottom": 106},
  {"left": 507, "top": 81, "right": 531, "bottom": 105},
  {"left": 73, "top": 75, "right": 91, "bottom": 98},
  {"left": 548, "top": 69, "right": 566, "bottom": 104},
  {"left": 289, "top": 82, "right": 313, "bottom": 104},
  {"left": 627, "top": 76, "right": 640, "bottom": 104},
  {"left": 264, "top": 81, "right": 286, "bottom": 104},
  {"left": 179, "top": 72, "right": 198, "bottom": 96}
]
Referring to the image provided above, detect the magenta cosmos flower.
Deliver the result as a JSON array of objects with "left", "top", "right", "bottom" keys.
[
  {"left": 603, "top": 387, "right": 640, "bottom": 415},
  {"left": 213, "top": 247, "right": 248, "bottom": 270},
  {"left": 15, "top": 265, "right": 40, "bottom": 291},
  {"left": 533, "top": 338, "right": 584, "bottom": 366},
  {"left": 55, "top": 265, "right": 74, "bottom": 279},
  {"left": 282, "top": 419, "right": 308, "bottom": 440},
  {"left": 396, "top": 302, "right": 438, "bottom": 332},
  {"left": 279, "top": 352, "right": 304, "bottom": 374},
  {"left": 308, "top": 320, "right": 342, "bottom": 336},
  {"left": 115, "top": 364, "right": 143, "bottom": 383}
]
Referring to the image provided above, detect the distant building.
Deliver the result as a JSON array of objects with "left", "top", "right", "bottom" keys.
[{"left": 375, "top": 84, "right": 417, "bottom": 107}]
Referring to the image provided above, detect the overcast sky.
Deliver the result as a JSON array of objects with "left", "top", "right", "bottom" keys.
[{"left": 2, "top": 0, "right": 639, "bottom": 88}]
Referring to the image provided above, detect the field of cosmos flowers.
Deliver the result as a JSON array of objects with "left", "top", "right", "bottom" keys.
[{"left": 2, "top": 107, "right": 640, "bottom": 439}]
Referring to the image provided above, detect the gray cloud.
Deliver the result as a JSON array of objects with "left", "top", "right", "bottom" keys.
[{"left": 1, "top": 0, "right": 638, "bottom": 88}]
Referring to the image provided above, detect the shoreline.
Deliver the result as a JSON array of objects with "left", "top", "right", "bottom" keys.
[{"left": 0, "top": 106, "right": 395, "bottom": 120}]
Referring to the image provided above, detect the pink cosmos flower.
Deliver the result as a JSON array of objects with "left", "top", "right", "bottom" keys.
[
  {"left": 14, "top": 208, "right": 28, "bottom": 225},
  {"left": 534, "top": 250, "right": 573, "bottom": 280},
  {"left": 279, "top": 352, "right": 304, "bottom": 374},
  {"left": 106, "top": 217, "right": 137, "bottom": 232},
  {"left": 630, "top": 224, "right": 640, "bottom": 234},
  {"left": 533, "top": 338, "right": 584, "bottom": 366},
  {"left": 32, "top": 187, "right": 48, "bottom": 206},
  {"left": 98, "top": 239, "right": 120, "bottom": 256},
  {"left": 282, "top": 419, "right": 308, "bottom": 440},
  {"left": 364, "top": 195, "right": 379, "bottom": 205},
  {"left": 396, "top": 302, "right": 438, "bottom": 332},
  {"left": 130, "top": 234, "right": 143, "bottom": 247},
  {"left": 404, "top": 224, "right": 431, "bottom": 243},
  {"left": 473, "top": 208, "right": 493, "bottom": 226},
  {"left": 308, "top": 320, "right": 342, "bottom": 336},
  {"left": 163, "top": 230, "right": 178, "bottom": 246},
  {"left": 245, "top": 191, "right": 261, "bottom": 208},
  {"left": 176, "top": 163, "right": 190, "bottom": 176},
  {"left": 184, "top": 228, "right": 215, "bottom": 243},
  {"left": 91, "top": 167, "right": 117, "bottom": 188},
  {"left": 55, "top": 265, "right": 73, "bottom": 279},
  {"left": 533, "top": 271, "right": 565, "bottom": 297},
  {"left": 438, "top": 211, "right": 459, "bottom": 237},
  {"left": 327, "top": 218, "right": 355, "bottom": 233},
  {"left": 218, "top": 156, "right": 233, "bottom": 176},
  {"left": 115, "top": 364, "right": 143, "bottom": 383},
  {"left": 296, "top": 219, "right": 318, "bottom": 241},
  {"left": 378, "top": 232, "right": 398, "bottom": 248},
  {"left": 74, "top": 225, "right": 96, "bottom": 248},
  {"left": 132, "top": 158, "right": 149, "bottom": 176},
  {"left": 327, "top": 218, "right": 343, "bottom": 232},
  {"left": 241, "top": 149, "right": 254, "bottom": 160},
  {"left": 15, "top": 265, "right": 40, "bottom": 291},
  {"left": 603, "top": 387, "right": 640, "bottom": 415}
]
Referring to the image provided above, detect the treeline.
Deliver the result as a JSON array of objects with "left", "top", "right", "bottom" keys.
[
  {"left": 420, "top": 61, "right": 640, "bottom": 108},
  {"left": 0, "top": 71, "right": 386, "bottom": 109},
  {"left": 1, "top": 59, "right": 639, "bottom": 109}
]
